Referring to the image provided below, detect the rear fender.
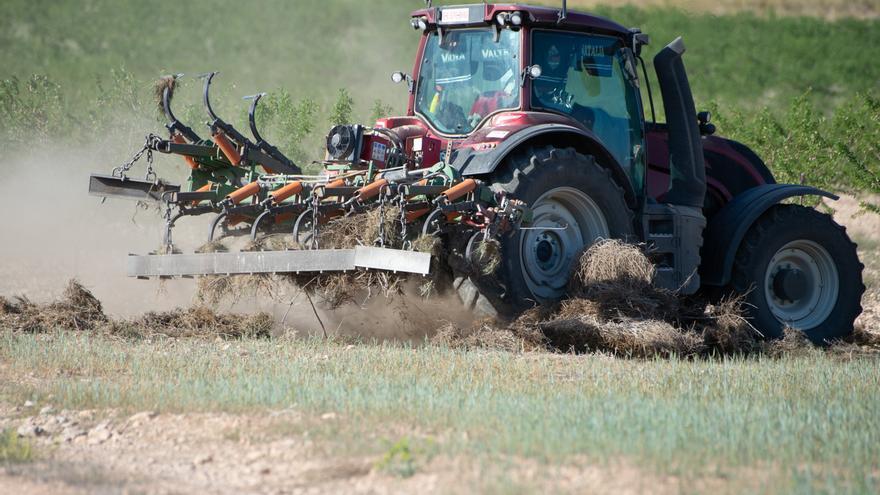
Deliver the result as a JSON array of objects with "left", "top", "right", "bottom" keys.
[
  {"left": 453, "top": 123, "right": 637, "bottom": 209},
  {"left": 700, "top": 184, "right": 838, "bottom": 286}
]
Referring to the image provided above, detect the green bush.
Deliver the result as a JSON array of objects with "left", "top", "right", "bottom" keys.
[
  {"left": 0, "top": 428, "right": 34, "bottom": 464},
  {"left": 710, "top": 91, "right": 880, "bottom": 209},
  {"left": 0, "top": 75, "right": 66, "bottom": 145}
]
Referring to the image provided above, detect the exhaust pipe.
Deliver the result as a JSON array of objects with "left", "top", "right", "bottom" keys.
[
  {"left": 653, "top": 37, "right": 705, "bottom": 209},
  {"left": 646, "top": 38, "right": 706, "bottom": 295}
]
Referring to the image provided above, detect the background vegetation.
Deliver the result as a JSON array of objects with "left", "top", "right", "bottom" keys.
[{"left": 1, "top": 0, "right": 879, "bottom": 199}]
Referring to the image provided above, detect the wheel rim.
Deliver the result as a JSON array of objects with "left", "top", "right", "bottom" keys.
[
  {"left": 520, "top": 186, "right": 609, "bottom": 300},
  {"left": 763, "top": 240, "right": 839, "bottom": 330}
]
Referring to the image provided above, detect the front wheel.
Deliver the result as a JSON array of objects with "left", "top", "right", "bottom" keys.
[
  {"left": 463, "top": 146, "right": 635, "bottom": 315},
  {"left": 731, "top": 204, "right": 864, "bottom": 343}
]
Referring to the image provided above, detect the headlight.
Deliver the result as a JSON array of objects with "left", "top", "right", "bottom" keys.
[
  {"left": 410, "top": 16, "right": 428, "bottom": 31},
  {"left": 510, "top": 12, "right": 523, "bottom": 26},
  {"left": 326, "top": 125, "right": 356, "bottom": 160}
]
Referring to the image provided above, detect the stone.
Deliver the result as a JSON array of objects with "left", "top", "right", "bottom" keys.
[
  {"left": 87, "top": 421, "right": 113, "bottom": 445},
  {"left": 17, "top": 423, "right": 45, "bottom": 438},
  {"left": 60, "top": 426, "right": 87, "bottom": 443}
]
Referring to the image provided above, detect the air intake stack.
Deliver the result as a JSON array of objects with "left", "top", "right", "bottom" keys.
[{"left": 643, "top": 37, "right": 707, "bottom": 294}]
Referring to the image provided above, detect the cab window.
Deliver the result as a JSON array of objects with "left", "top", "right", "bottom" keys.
[{"left": 531, "top": 31, "right": 645, "bottom": 188}]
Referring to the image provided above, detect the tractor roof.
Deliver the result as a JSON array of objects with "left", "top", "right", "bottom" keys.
[{"left": 410, "top": 3, "right": 630, "bottom": 37}]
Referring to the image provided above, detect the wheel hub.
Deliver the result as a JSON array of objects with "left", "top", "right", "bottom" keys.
[
  {"left": 771, "top": 267, "right": 808, "bottom": 303},
  {"left": 520, "top": 187, "right": 609, "bottom": 300},
  {"left": 764, "top": 240, "right": 839, "bottom": 330},
  {"left": 534, "top": 234, "right": 561, "bottom": 270}
]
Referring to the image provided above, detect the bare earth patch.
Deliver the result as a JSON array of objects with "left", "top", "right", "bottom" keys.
[{"left": 0, "top": 407, "right": 708, "bottom": 495}]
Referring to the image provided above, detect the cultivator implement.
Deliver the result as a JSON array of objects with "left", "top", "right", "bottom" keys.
[{"left": 91, "top": 73, "right": 532, "bottom": 279}]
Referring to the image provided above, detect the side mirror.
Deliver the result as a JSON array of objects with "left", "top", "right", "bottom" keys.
[
  {"left": 697, "top": 111, "right": 716, "bottom": 136},
  {"left": 520, "top": 64, "right": 542, "bottom": 87},
  {"left": 391, "top": 71, "right": 414, "bottom": 94}
]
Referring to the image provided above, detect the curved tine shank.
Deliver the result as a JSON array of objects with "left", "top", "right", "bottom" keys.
[
  {"left": 250, "top": 209, "right": 273, "bottom": 241},
  {"left": 163, "top": 77, "right": 201, "bottom": 143},
  {"left": 200, "top": 71, "right": 221, "bottom": 122},
  {"left": 244, "top": 93, "right": 268, "bottom": 144}
]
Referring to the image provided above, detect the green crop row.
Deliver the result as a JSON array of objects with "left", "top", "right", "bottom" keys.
[{"left": 2, "top": 331, "right": 878, "bottom": 492}]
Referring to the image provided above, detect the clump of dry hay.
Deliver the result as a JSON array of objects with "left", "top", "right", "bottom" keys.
[
  {"left": 195, "top": 274, "right": 281, "bottom": 306},
  {"left": 412, "top": 234, "right": 447, "bottom": 298},
  {"left": 0, "top": 296, "right": 15, "bottom": 315},
  {"left": 304, "top": 270, "right": 407, "bottom": 309},
  {"left": 539, "top": 317, "right": 702, "bottom": 358},
  {"left": 191, "top": 206, "right": 452, "bottom": 307},
  {"left": 566, "top": 239, "right": 678, "bottom": 321},
  {"left": 318, "top": 206, "right": 402, "bottom": 249},
  {"left": 696, "top": 295, "right": 763, "bottom": 355},
  {"left": 412, "top": 234, "right": 443, "bottom": 257},
  {"left": 195, "top": 240, "right": 229, "bottom": 254},
  {"left": 107, "top": 307, "right": 272, "bottom": 340},
  {"left": 0, "top": 279, "right": 273, "bottom": 340},
  {"left": 278, "top": 212, "right": 447, "bottom": 307},
  {"left": 471, "top": 238, "right": 502, "bottom": 275},
  {"left": 242, "top": 235, "right": 294, "bottom": 252},
  {"left": 851, "top": 326, "right": 880, "bottom": 348},
  {"left": 0, "top": 280, "right": 107, "bottom": 332},
  {"left": 431, "top": 317, "right": 545, "bottom": 353},
  {"left": 763, "top": 327, "right": 816, "bottom": 358},
  {"left": 541, "top": 241, "right": 768, "bottom": 357},
  {"left": 152, "top": 75, "right": 176, "bottom": 112}
]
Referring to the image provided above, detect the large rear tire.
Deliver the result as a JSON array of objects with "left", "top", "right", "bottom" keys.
[
  {"left": 731, "top": 204, "right": 864, "bottom": 343},
  {"left": 460, "top": 146, "right": 635, "bottom": 315}
]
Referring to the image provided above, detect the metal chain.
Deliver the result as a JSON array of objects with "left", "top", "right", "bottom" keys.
[
  {"left": 144, "top": 147, "right": 156, "bottom": 183},
  {"left": 376, "top": 189, "right": 387, "bottom": 247},
  {"left": 112, "top": 134, "right": 160, "bottom": 180},
  {"left": 162, "top": 205, "right": 174, "bottom": 253},
  {"left": 309, "top": 195, "right": 320, "bottom": 250},
  {"left": 398, "top": 193, "right": 410, "bottom": 250}
]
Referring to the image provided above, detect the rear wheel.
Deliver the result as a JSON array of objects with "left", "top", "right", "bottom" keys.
[
  {"left": 731, "top": 204, "right": 864, "bottom": 343},
  {"left": 460, "top": 146, "right": 635, "bottom": 315}
]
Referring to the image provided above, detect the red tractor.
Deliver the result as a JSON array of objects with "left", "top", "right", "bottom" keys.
[{"left": 91, "top": 2, "right": 864, "bottom": 343}]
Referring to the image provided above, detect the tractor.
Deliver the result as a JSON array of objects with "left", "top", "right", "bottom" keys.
[{"left": 90, "top": 2, "right": 864, "bottom": 343}]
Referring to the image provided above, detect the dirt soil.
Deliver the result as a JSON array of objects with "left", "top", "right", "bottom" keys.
[{"left": 0, "top": 405, "right": 695, "bottom": 495}]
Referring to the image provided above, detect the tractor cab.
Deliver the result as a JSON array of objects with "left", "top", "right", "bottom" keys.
[
  {"left": 403, "top": 4, "right": 652, "bottom": 202},
  {"left": 401, "top": 4, "right": 708, "bottom": 293}
]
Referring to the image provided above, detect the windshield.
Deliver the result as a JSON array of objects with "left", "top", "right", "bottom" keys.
[{"left": 416, "top": 28, "right": 521, "bottom": 135}]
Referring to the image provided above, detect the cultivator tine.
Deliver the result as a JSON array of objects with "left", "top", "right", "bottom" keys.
[
  {"left": 244, "top": 93, "right": 269, "bottom": 144},
  {"left": 200, "top": 73, "right": 300, "bottom": 174},
  {"left": 162, "top": 74, "right": 201, "bottom": 143},
  {"left": 244, "top": 92, "right": 301, "bottom": 174}
]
